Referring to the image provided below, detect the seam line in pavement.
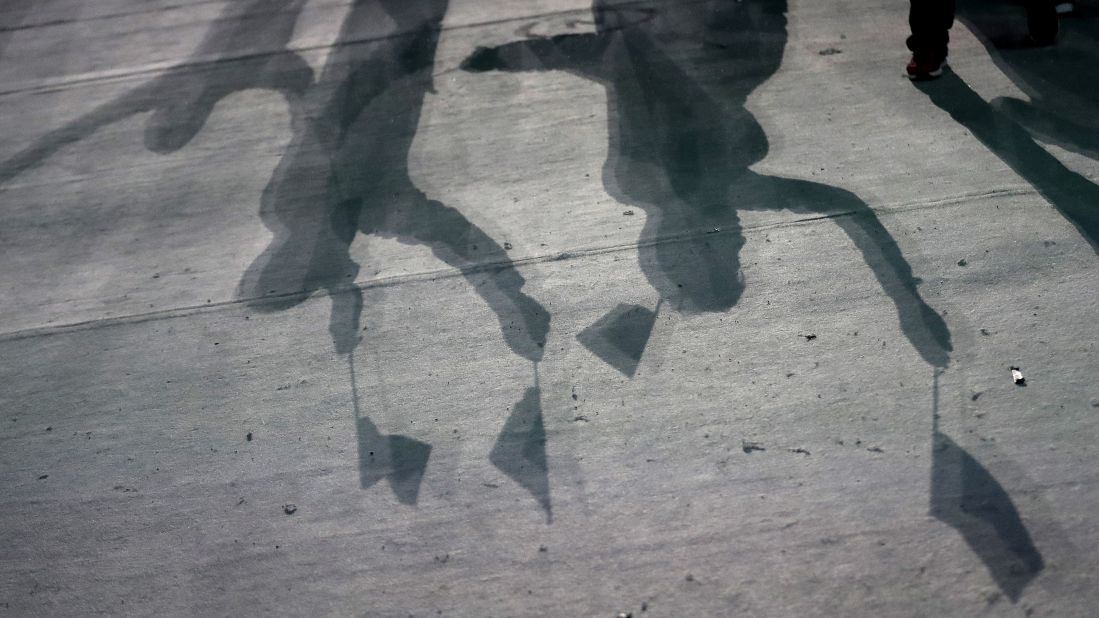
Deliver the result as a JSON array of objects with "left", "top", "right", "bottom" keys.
[
  {"left": 0, "top": 0, "right": 681, "bottom": 99},
  {"left": 0, "top": 185, "right": 1035, "bottom": 343},
  {"left": 0, "top": 0, "right": 226, "bottom": 34}
]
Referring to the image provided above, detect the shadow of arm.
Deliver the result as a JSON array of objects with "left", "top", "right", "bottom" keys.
[{"left": 0, "top": 85, "right": 155, "bottom": 186}]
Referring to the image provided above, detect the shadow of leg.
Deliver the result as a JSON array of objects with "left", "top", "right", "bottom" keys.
[
  {"left": 381, "top": 195, "right": 549, "bottom": 361},
  {"left": 330, "top": 285, "right": 364, "bottom": 356},
  {"left": 916, "top": 74, "right": 1099, "bottom": 255},
  {"left": 994, "top": 96, "right": 1099, "bottom": 160},
  {"left": 239, "top": 122, "right": 363, "bottom": 320},
  {"left": 782, "top": 177, "right": 952, "bottom": 367}
]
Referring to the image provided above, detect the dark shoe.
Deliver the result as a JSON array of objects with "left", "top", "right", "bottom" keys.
[{"left": 907, "top": 54, "right": 948, "bottom": 81}]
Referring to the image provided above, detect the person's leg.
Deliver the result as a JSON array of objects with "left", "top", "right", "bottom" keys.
[
  {"left": 906, "top": 0, "right": 955, "bottom": 79},
  {"left": 1024, "top": 0, "right": 1059, "bottom": 46}
]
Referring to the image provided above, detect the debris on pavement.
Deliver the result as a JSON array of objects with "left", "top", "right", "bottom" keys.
[
  {"left": 801, "top": 334, "right": 817, "bottom": 341},
  {"left": 818, "top": 48, "right": 843, "bottom": 55},
  {"left": 1011, "top": 367, "right": 1026, "bottom": 385},
  {"left": 283, "top": 504, "right": 297, "bottom": 515},
  {"left": 789, "top": 447, "right": 811, "bottom": 455},
  {"left": 246, "top": 432, "right": 253, "bottom": 442},
  {"left": 742, "top": 441, "right": 766, "bottom": 453}
]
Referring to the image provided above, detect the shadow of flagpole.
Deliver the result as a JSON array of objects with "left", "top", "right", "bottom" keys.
[{"left": 349, "top": 343, "right": 431, "bottom": 506}]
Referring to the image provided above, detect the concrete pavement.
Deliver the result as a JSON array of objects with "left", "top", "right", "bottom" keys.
[{"left": 1, "top": 0, "right": 1097, "bottom": 615}]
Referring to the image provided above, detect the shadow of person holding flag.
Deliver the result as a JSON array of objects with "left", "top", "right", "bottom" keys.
[
  {"left": 236, "top": 0, "right": 551, "bottom": 510},
  {"left": 0, "top": 0, "right": 552, "bottom": 509},
  {"left": 463, "top": 0, "right": 952, "bottom": 368}
]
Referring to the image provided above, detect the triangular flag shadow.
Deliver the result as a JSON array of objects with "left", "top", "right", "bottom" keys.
[
  {"left": 930, "top": 428, "right": 1044, "bottom": 602},
  {"left": 490, "top": 387, "right": 552, "bottom": 522},
  {"left": 576, "top": 303, "right": 657, "bottom": 377},
  {"left": 357, "top": 415, "right": 431, "bottom": 505}
]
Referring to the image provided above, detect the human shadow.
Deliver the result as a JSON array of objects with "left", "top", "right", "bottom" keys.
[
  {"left": 0, "top": 0, "right": 314, "bottom": 185},
  {"left": 0, "top": 0, "right": 553, "bottom": 507},
  {"left": 236, "top": 0, "right": 549, "bottom": 362},
  {"left": 235, "top": 0, "right": 551, "bottom": 508},
  {"left": 463, "top": 0, "right": 952, "bottom": 368},
  {"left": 915, "top": 0, "right": 1099, "bottom": 254}
]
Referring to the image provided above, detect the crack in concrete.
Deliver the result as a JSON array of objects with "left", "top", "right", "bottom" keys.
[{"left": 0, "top": 184, "right": 1035, "bottom": 342}]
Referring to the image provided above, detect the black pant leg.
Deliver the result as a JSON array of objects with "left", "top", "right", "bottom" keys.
[
  {"left": 1024, "top": 0, "right": 1058, "bottom": 44},
  {"left": 908, "top": 0, "right": 955, "bottom": 59}
]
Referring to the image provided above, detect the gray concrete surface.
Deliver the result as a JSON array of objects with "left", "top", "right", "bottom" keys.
[{"left": 1, "top": 0, "right": 1098, "bottom": 615}]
